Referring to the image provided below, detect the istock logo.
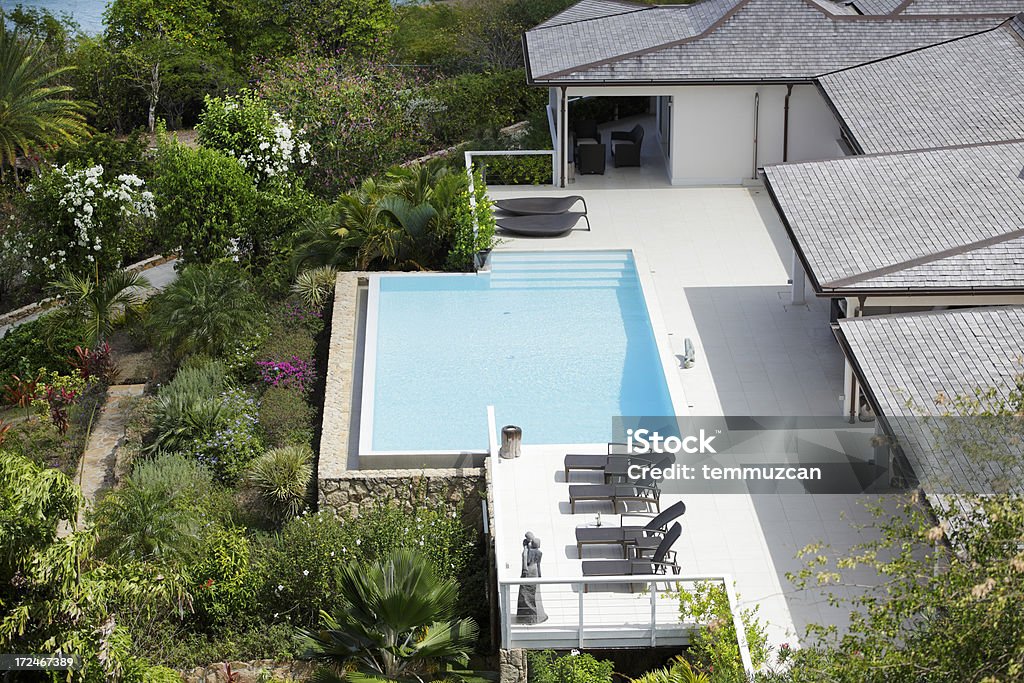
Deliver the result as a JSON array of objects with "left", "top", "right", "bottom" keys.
[{"left": 625, "top": 428, "right": 718, "bottom": 454}]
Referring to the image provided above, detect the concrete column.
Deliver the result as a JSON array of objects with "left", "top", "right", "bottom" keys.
[{"left": 791, "top": 249, "right": 806, "bottom": 305}]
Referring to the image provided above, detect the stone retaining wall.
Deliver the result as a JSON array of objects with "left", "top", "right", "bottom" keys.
[
  {"left": 179, "top": 659, "right": 314, "bottom": 682},
  {"left": 318, "top": 271, "right": 364, "bottom": 480},
  {"left": 319, "top": 468, "right": 486, "bottom": 529}
]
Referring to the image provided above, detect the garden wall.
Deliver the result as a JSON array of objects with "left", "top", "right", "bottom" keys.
[{"left": 179, "top": 659, "right": 314, "bottom": 682}]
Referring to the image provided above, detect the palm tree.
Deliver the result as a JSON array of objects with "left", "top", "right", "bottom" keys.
[
  {"left": 46, "top": 268, "right": 151, "bottom": 347},
  {"left": 298, "top": 550, "right": 479, "bottom": 683},
  {"left": 146, "top": 264, "right": 264, "bottom": 360},
  {"left": 93, "top": 481, "right": 198, "bottom": 563},
  {"left": 0, "top": 17, "right": 90, "bottom": 178}
]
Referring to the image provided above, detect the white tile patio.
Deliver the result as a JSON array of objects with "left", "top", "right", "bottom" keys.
[{"left": 486, "top": 181, "right": 898, "bottom": 652}]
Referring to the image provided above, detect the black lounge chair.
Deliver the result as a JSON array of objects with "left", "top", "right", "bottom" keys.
[
  {"left": 495, "top": 212, "right": 590, "bottom": 237},
  {"left": 611, "top": 124, "right": 644, "bottom": 167},
  {"left": 575, "top": 500, "right": 686, "bottom": 556},
  {"left": 564, "top": 451, "right": 672, "bottom": 483},
  {"left": 569, "top": 475, "right": 660, "bottom": 514},
  {"left": 582, "top": 522, "right": 682, "bottom": 592},
  {"left": 494, "top": 196, "right": 587, "bottom": 216}
]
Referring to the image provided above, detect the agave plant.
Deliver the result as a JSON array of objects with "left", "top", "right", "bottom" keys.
[
  {"left": 244, "top": 445, "right": 312, "bottom": 519},
  {"left": 292, "top": 266, "right": 339, "bottom": 310},
  {"left": 299, "top": 550, "right": 479, "bottom": 683}
]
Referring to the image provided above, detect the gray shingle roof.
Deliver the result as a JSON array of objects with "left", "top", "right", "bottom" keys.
[
  {"left": 534, "top": 0, "right": 650, "bottom": 29},
  {"left": 902, "top": 0, "right": 1024, "bottom": 14},
  {"left": 818, "top": 17, "right": 1024, "bottom": 154},
  {"left": 838, "top": 307, "right": 1024, "bottom": 494},
  {"left": 762, "top": 141, "right": 1024, "bottom": 293},
  {"left": 849, "top": 0, "right": 904, "bottom": 14},
  {"left": 525, "top": 0, "right": 1020, "bottom": 83}
]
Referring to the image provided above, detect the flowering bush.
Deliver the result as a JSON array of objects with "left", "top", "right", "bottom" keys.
[
  {"left": 179, "top": 388, "right": 263, "bottom": 484},
  {"left": 256, "top": 356, "right": 315, "bottom": 394},
  {"left": 196, "top": 91, "right": 312, "bottom": 186},
  {"left": 18, "top": 164, "right": 155, "bottom": 279}
]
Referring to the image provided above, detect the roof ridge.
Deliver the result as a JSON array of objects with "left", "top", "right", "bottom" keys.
[
  {"left": 535, "top": 0, "right": 751, "bottom": 80},
  {"left": 823, "top": 228, "right": 1024, "bottom": 290},
  {"left": 530, "top": 0, "right": 659, "bottom": 32},
  {"left": 839, "top": 304, "right": 1024, "bottom": 325}
]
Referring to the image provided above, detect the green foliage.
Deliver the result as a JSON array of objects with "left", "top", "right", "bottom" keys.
[
  {"left": 196, "top": 90, "right": 312, "bottom": 186},
  {"left": 189, "top": 526, "right": 264, "bottom": 628},
  {"left": 475, "top": 153, "right": 552, "bottom": 186},
  {"left": 527, "top": 650, "right": 615, "bottom": 683},
  {"left": 297, "top": 549, "right": 479, "bottom": 681},
  {"left": 142, "top": 665, "right": 185, "bottom": 683},
  {"left": 267, "top": 503, "right": 478, "bottom": 627},
  {"left": 146, "top": 264, "right": 265, "bottom": 360},
  {"left": 631, "top": 657, "right": 710, "bottom": 683},
  {"left": 292, "top": 266, "right": 338, "bottom": 311},
  {"left": 446, "top": 171, "right": 497, "bottom": 272},
  {"left": 295, "top": 0, "right": 396, "bottom": 58},
  {"left": 258, "top": 386, "right": 315, "bottom": 449},
  {"left": 55, "top": 128, "right": 155, "bottom": 179},
  {"left": 152, "top": 141, "right": 258, "bottom": 264},
  {"left": 244, "top": 445, "right": 313, "bottom": 520},
  {"left": 422, "top": 69, "right": 546, "bottom": 144},
  {"left": 675, "top": 581, "right": 767, "bottom": 682},
  {"left": 93, "top": 476, "right": 200, "bottom": 563},
  {"left": 0, "top": 18, "right": 90, "bottom": 174},
  {"left": 255, "top": 52, "right": 422, "bottom": 196},
  {"left": 45, "top": 268, "right": 151, "bottom": 347},
  {"left": 0, "top": 313, "right": 84, "bottom": 378}
]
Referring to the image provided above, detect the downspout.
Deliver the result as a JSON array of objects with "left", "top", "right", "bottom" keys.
[
  {"left": 751, "top": 92, "right": 760, "bottom": 179},
  {"left": 560, "top": 86, "right": 569, "bottom": 188},
  {"left": 847, "top": 295, "right": 867, "bottom": 423},
  {"left": 782, "top": 84, "right": 794, "bottom": 162}
]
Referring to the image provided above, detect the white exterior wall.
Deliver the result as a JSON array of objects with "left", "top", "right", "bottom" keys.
[{"left": 562, "top": 83, "right": 845, "bottom": 186}]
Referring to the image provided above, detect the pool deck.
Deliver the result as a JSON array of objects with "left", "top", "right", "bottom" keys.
[{"left": 486, "top": 182, "right": 898, "bottom": 652}]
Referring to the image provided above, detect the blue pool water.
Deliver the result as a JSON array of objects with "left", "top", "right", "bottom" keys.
[{"left": 366, "top": 251, "right": 676, "bottom": 452}]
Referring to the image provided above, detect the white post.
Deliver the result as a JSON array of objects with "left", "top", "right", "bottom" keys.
[
  {"left": 578, "top": 584, "right": 585, "bottom": 648},
  {"left": 500, "top": 583, "right": 512, "bottom": 648},
  {"left": 650, "top": 582, "right": 658, "bottom": 647},
  {"left": 791, "top": 249, "right": 806, "bottom": 305}
]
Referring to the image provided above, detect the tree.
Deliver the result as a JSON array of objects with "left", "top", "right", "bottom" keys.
[
  {"left": 781, "top": 375, "right": 1024, "bottom": 683},
  {"left": 298, "top": 549, "right": 479, "bottom": 682},
  {"left": 0, "top": 16, "right": 90, "bottom": 177},
  {"left": 93, "top": 482, "right": 200, "bottom": 563},
  {"left": 294, "top": 0, "right": 396, "bottom": 58},
  {"left": 146, "top": 263, "right": 264, "bottom": 360},
  {"left": 46, "top": 268, "right": 151, "bottom": 347}
]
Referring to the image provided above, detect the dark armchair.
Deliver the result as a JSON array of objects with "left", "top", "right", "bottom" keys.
[
  {"left": 612, "top": 124, "right": 645, "bottom": 167},
  {"left": 576, "top": 142, "right": 606, "bottom": 175}
]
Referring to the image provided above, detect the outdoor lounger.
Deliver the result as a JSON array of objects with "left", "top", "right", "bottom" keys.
[
  {"left": 495, "top": 212, "right": 590, "bottom": 237},
  {"left": 564, "top": 451, "right": 673, "bottom": 483},
  {"left": 581, "top": 522, "right": 682, "bottom": 592},
  {"left": 568, "top": 476, "right": 661, "bottom": 514},
  {"left": 494, "top": 195, "right": 587, "bottom": 216},
  {"left": 575, "top": 500, "right": 687, "bottom": 557}
]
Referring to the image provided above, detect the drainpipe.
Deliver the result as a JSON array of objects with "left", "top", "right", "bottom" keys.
[
  {"left": 782, "top": 84, "right": 794, "bottom": 162},
  {"left": 751, "top": 92, "right": 760, "bottom": 179},
  {"left": 560, "top": 86, "right": 568, "bottom": 188},
  {"left": 846, "top": 296, "right": 867, "bottom": 423}
]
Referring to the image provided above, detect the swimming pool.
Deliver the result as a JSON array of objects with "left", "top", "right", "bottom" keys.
[{"left": 361, "top": 250, "right": 678, "bottom": 454}]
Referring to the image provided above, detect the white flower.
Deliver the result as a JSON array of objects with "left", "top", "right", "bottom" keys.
[{"left": 302, "top": 570, "right": 309, "bottom": 576}]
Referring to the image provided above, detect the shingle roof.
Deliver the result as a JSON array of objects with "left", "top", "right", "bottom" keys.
[
  {"left": 838, "top": 307, "right": 1024, "bottom": 494},
  {"left": 818, "top": 17, "right": 1024, "bottom": 154},
  {"left": 761, "top": 141, "right": 1024, "bottom": 293},
  {"left": 534, "top": 0, "right": 649, "bottom": 29},
  {"left": 901, "top": 0, "right": 1024, "bottom": 14},
  {"left": 849, "top": 0, "right": 904, "bottom": 14},
  {"left": 524, "top": 0, "right": 1020, "bottom": 83}
]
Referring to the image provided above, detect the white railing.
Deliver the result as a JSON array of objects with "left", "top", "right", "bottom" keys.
[{"left": 498, "top": 574, "right": 754, "bottom": 676}]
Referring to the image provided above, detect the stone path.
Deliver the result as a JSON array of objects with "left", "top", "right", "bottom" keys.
[{"left": 71, "top": 384, "right": 146, "bottom": 531}]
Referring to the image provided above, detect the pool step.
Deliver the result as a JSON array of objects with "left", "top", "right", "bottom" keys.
[{"left": 488, "top": 252, "right": 637, "bottom": 289}]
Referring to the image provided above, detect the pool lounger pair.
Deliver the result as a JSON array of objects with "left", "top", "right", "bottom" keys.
[
  {"left": 493, "top": 195, "right": 591, "bottom": 237},
  {"left": 581, "top": 522, "right": 682, "bottom": 592},
  {"left": 574, "top": 500, "right": 687, "bottom": 557},
  {"left": 568, "top": 477, "right": 661, "bottom": 514}
]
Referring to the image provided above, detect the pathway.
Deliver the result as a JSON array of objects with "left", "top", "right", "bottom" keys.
[{"left": 70, "top": 384, "right": 146, "bottom": 531}]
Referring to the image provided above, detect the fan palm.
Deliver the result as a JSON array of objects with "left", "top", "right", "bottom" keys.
[
  {"left": 146, "top": 264, "right": 264, "bottom": 360},
  {"left": 298, "top": 549, "right": 479, "bottom": 683},
  {"left": 0, "top": 18, "right": 90, "bottom": 177},
  {"left": 46, "top": 268, "right": 151, "bottom": 347}
]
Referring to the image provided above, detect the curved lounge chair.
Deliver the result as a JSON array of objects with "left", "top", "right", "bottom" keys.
[
  {"left": 494, "top": 195, "right": 587, "bottom": 216},
  {"left": 495, "top": 212, "right": 591, "bottom": 237}
]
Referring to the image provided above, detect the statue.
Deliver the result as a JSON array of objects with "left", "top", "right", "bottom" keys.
[{"left": 516, "top": 532, "right": 548, "bottom": 624}]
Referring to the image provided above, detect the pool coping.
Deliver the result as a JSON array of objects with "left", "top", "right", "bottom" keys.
[{"left": 356, "top": 249, "right": 690, "bottom": 463}]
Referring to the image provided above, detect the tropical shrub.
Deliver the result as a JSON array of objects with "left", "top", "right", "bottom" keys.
[
  {"left": 445, "top": 171, "right": 497, "bottom": 272},
  {"left": 18, "top": 163, "right": 155, "bottom": 279},
  {"left": 256, "top": 356, "right": 315, "bottom": 394},
  {"left": 631, "top": 657, "right": 710, "bottom": 683},
  {"left": 151, "top": 141, "right": 258, "bottom": 264},
  {"left": 93, "top": 477, "right": 201, "bottom": 563},
  {"left": 297, "top": 550, "right": 479, "bottom": 682},
  {"left": 146, "top": 264, "right": 265, "bottom": 360},
  {"left": 189, "top": 527, "right": 264, "bottom": 628},
  {"left": 475, "top": 153, "right": 552, "bottom": 185},
  {"left": 674, "top": 582, "right": 768, "bottom": 682},
  {"left": 292, "top": 267, "right": 338, "bottom": 311},
  {"left": 422, "top": 69, "right": 547, "bottom": 144},
  {"left": 255, "top": 52, "right": 422, "bottom": 195},
  {"left": 244, "top": 445, "right": 313, "bottom": 520},
  {"left": 0, "top": 314, "right": 85, "bottom": 378},
  {"left": 55, "top": 129, "right": 155, "bottom": 180},
  {"left": 196, "top": 90, "right": 312, "bottom": 186},
  {"left": 528, "top": 650, "right": 615, "bottom": 683},
  {"left": 258, "top": 386, "right": 315, "bottom": 448},
  {"left": 44, "top": 268, "right": 151, "bottom": 347}
]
